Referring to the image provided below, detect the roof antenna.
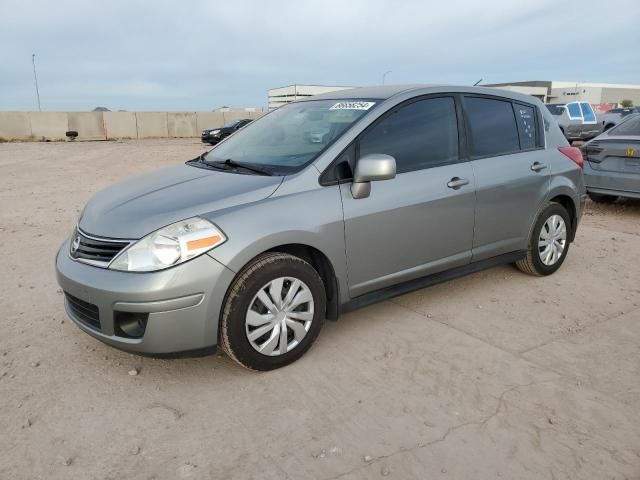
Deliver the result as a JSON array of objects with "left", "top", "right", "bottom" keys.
[{"left": 473, "top": 78, "right": 483, "bottom": 86}]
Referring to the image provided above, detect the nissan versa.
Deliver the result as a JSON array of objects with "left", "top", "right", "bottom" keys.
[{"left": 56, "top": 85, "right": 586, "bottom": 370}]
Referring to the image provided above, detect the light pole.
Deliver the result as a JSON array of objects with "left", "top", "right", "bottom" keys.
[
  {"left": 382, "top": 70, "right": 392, "bottom": 85},
  {"left": 31, "top": 53, "right": 41, "bottom": 111}
]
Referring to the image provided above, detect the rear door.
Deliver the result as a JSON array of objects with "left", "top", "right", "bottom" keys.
[
  {"left": 339, "top": 95, "right": 476, "bottom": 297},
  {"left": 463, "top": 95, "right": 550, "bottom": 260}
]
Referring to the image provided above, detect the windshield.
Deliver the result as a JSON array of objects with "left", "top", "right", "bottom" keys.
[
  {"left": 204, "top": 99, "right": 377, "bottom": 175},
  {"left": 545, "top": 104, "right": 565, "bottom": 116},
  {"left": 223, "top": 119, "right": 243, "bottom": 127}
]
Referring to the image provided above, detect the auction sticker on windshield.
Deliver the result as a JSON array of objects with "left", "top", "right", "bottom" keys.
[{"left": 330, "top": 101, "right": 376, "bottom": 110}]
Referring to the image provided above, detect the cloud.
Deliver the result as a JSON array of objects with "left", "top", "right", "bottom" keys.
[{"left": 0, "top": 0, "right": 638, "bottom": 111}]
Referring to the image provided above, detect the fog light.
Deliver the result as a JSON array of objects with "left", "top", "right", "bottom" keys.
[{"left": 114, "top": 311, "right": 148, "bottom": 339}]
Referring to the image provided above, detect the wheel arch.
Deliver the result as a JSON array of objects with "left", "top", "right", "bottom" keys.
[
  {"left": 215, "top": 240, "right": 342, "bottom": 323},
  {"left": 264, "top": 244, "right": 340, "bottom": 321},
  {"left": 548, "top": 193, "right": 578, "bottom": 242}
]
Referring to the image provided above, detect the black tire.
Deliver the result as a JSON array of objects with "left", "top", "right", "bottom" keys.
[
  {"left": 588, "top": 192, "right": 618, "bottom": 203},
  {"left": 219, "top": 252, "right": 326, "bottom": 371},
  {"left": 516, "top": 203, "right": 572, "bottom": 276}
]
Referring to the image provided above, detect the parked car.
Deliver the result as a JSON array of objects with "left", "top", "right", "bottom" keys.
[
  {"left": 599, "top": 106, "right": 640, "bottom": 132},
  {"left": 582, "top": 113, "right": 640, "bottom": 202},
  {"left": 545, "top": 102, "right": 601, "bottom": 142},
  {"left": 201, "top": 118, "right": 252, "bottom": 144},
  {"left": 56, "top": 85, "right": 586, "bottom": 370}
]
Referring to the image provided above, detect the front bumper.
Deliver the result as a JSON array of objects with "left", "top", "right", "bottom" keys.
[
  {"left": 55, "top": 240, "right": 236, "bottom": 355},
  {"left": 201, "top": 134, "right": 222, "bottom": 144}
]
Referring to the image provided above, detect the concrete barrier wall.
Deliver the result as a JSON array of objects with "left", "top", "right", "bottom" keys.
[
  {"left": 0, "top": 112, "right": 32, "bottom": 140},
  {"left": 30, "top": 112, "right": 69, "bottom": 141},
  {"left": 168, "top": 112, "right": 197, "bottom": 138},
  {"left": 136, "top": 112, "right": 168, "bottom": 138},
  {"left": 103, "top": 112, "right": 138, "bottom": 139},
  {"left": 0, "top": 110, "right": 264, "bottom": 141},
  {"left": 68, "top": 112, "right": 105, "bottom": 140},
  {"left": 196, "top": 112, "right": 226, "bottom": 133}
]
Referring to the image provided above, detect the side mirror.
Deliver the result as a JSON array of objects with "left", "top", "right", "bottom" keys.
[{"left": 351, "top": 153, "right": 396, "bottom": 199}]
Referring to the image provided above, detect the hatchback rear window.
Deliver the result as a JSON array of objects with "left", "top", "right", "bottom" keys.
[
  {"left": 464, "top": 97, "right": 520, "bottom": 157},
  {"left": 608, "top": 115, "right": 640, "bottom": 136}
]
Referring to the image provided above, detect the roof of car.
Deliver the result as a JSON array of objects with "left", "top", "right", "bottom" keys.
[
  {"left": 307, "top": 84, "right": 545, "bottom": 106},
  {"left": 309, "top": 84, "right": 438, "bottom": 100}
]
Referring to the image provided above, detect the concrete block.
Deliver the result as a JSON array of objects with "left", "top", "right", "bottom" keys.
[
  {"left": 67, "top": 112, "right": 105, "bottom": 141},
  {"left": 29, "top": 112, "right": 68, "bottom": 141},
  {"left": 0, "top": 112, "right": 32, "bottom": 140},
  {"left": 221, "top": 111, "right": 264, "bottom": 125},
  {"left": 196, "top": 112, "right": 225, "bottom": 133},
  {"left": 168, "top": 112, "right": 198, "bottom": 138},
  {"left": 103, "top": 112, "right": 138, "bottom": 139},
  {"left": 136, "top": 112, "right": 168, "bottom": 138}
]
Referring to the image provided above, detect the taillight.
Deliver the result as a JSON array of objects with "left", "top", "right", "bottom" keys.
[{"left": 558, "top": 146, "right": 584, "bottom": 169}]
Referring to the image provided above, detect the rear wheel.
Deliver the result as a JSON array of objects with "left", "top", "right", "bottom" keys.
[
  {"left": 219, "top": 252, "right": 326, "bottom": 371},
  {"left": 516, "top": 203, "right": 571, "bottom": 276},
  {"left": 588, "top": 192, "right": 617, "bottom": 203}
]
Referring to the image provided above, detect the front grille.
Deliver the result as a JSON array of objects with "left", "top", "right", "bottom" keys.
[
  {"left": 70, "top": 228, "right": 130, "bottom": 266},
  {"left": 65, "top": 293, "right": 101, "bottom": 331}
]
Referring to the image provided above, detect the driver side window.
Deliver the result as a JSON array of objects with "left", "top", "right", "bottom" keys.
[{"left": 358, "top": 96, "right": 459, "bottom": 174}]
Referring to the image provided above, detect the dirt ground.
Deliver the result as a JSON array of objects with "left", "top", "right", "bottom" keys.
[{"left": 1, "top": 139, "right": 639, "bottom": 480}]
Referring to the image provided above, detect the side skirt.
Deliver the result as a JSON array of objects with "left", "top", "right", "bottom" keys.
[{"left": 340, "top": 251, "right": 526, "bottom": 314}]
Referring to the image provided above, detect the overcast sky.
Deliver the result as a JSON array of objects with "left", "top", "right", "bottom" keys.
[{"left": 1, "top": 0, "right": 638, "bottom": 111}]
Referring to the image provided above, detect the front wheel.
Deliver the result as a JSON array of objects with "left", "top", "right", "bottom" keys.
[
  {"left": 516, "top": 203, "right": 571, "bottom": 276},
  {"left": 219, "top": 252, "right": 326, "bottom": 370}
]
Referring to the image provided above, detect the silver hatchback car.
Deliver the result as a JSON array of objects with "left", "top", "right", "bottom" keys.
[{"left": 56, "top": 85, "right": 586, "bottom": 370}]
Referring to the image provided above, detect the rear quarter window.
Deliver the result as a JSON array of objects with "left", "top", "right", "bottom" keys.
[{"left": 514, "top": 104, "right": 537, "bottom": 150}]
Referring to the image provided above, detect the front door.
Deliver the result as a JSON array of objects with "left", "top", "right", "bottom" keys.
[{"left": 339, "top": 96, "right": 476, "bottom": 298}]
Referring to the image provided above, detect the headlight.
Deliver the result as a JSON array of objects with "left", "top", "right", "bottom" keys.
[
  {"left": 109, "top": 217, "right": 226, "bottom": 272},
  {"left": 211, "top": 129, "right": 221, "bottom": 134}
]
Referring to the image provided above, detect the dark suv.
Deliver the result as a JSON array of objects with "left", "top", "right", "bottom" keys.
[{"left": 201, "top": 118, "right": 253, "bottom": 145}]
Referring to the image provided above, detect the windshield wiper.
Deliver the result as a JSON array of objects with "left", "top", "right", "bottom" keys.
[{"left": 206, "top": 158, "right": 273, "bottom": 176}]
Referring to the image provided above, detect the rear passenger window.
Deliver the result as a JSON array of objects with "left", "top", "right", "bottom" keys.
[
  {"left": 464, "top": 97, "right": 520, "bottom": 157},
  {"left": 514, "top": 104, "right": 537, "bottom": 150},
  {"left": 358, "top": 97, "right": 458, "bottom": 173}
]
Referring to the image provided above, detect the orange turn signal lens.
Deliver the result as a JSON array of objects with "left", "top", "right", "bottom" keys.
[{"left": 186, "top": 235, "right": 221, "bottom": 251}]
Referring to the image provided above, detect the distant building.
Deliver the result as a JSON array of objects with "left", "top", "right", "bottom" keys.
[
  {"left": 92, "top": 106, "right": 111, "bottom": 112},
  {"left": 214, "top": 106, "right": 264, "bottom": 113},
  {"left": 484, "top": 81, "right": 640, "bottom": 109},
  {"left": 268, "top": 84, "right": 353, "bottom": 109}
]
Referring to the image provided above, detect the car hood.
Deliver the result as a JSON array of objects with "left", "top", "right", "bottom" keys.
[
  {"left": 79, "top": 163, "right": 283, "bottom": 239},
  {"left": 205, "top": 127, "right": 231, "bottom": 133}
]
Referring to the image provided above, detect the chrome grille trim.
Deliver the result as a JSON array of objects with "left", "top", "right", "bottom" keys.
[{"left": 69, "top": 227, "right": 134, "bottom": 268}]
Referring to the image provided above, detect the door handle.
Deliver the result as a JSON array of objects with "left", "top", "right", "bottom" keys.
[
  {"left": 531, "top": 162, "right": 548, "bottom": 172},
  {"left": 447, "top": 177, "right": 470, "bottom": 189}
]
